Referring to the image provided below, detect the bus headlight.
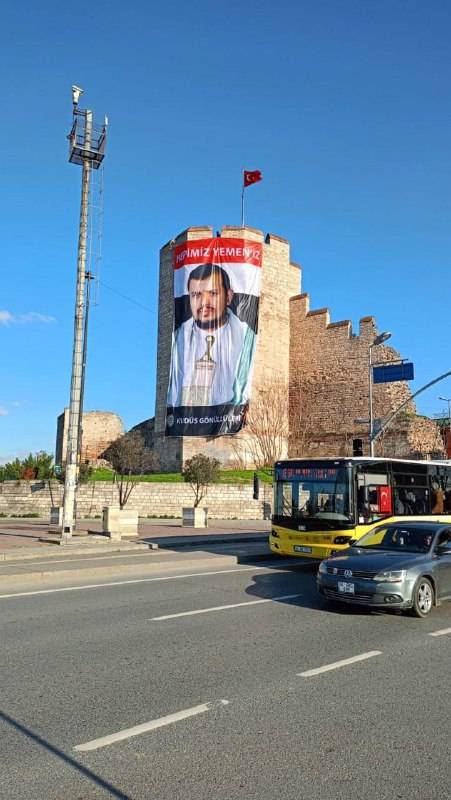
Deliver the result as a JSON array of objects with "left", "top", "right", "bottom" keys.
[
  {"left": 333, "top": 536, "right": 352, "bottom": 544},
  {"left": 271, "top": 529, "right": 279, "bottom": 538}
]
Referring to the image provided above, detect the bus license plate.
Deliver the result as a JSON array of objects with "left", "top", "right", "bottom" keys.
[
  {"left": 338, "top": 581, "right": 355, "bottom": 594},
  {"left": 294, "top": 545, "right": 312, "bottom": 553}
]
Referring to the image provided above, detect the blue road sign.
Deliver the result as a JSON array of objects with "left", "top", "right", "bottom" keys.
[{"left": 373, "top": 362, "right": 414, "bottom": 384}]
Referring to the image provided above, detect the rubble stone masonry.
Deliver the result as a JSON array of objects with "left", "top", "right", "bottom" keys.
[
  {"left": 56, "top": 410, "right": 124, "bottom": 465},
  {"left": 289, "top": 295, "right": 444, "bottom": 457}
]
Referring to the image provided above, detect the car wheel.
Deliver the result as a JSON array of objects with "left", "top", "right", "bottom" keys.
[{"left": 410, "top": 577, "right": 434, "bottom": 618}]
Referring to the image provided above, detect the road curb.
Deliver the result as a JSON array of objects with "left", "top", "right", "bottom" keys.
[
  {"left": 0, "top": 534, "right": 268, "bottom": 562},
  {"left": 0, "top": 541, "right": 154, "bottom": 562}
]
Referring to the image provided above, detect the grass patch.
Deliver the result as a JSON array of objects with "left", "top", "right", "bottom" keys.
[
  {"left": 9, "top": 512, "right": 41, "bottom": 518},
  {"left": 88, "top": 468, "right": 273, "bottom": 485}
]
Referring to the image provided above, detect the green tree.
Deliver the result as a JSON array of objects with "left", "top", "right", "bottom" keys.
[
  {"left": 0, "top": 458, "right": 23, "bottom": 481},
  {"left": 103, "top": 431, "right": 159, "bottom": 509},
  {"left": 182, "top": 454, "right": 220, "bottom": 507},
  {"left": 0, "top": 452, "right": 54, "bottom": 481}
]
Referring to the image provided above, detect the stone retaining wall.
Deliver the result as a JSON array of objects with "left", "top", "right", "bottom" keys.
[{"left": 0, "top": 481, "right": 273, "bottom": 520}]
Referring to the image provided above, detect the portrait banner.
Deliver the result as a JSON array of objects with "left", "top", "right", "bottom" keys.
[{"left": 166, "top": 237, "right": 263, "bottom": 437}]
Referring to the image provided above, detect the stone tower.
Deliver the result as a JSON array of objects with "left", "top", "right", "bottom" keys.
[{"left": 154, "top": 225, "right": 301, "bottom": 470}]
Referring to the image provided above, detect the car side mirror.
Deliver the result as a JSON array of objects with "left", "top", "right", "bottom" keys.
[{"left": 437, "top": 545, "right": 451, "bottom": 556}]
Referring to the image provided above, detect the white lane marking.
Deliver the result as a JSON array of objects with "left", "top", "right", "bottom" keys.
[
  {"left": 298, "top": 650, "right": 382, "bottom": 677},
  {"left": 0, "top": 562, "right": 301, "bottom": 600},
  {"left": 150, "top": 593, "right": 302, "bottom": 620},
  {"left": 429, "top": 627, "right": 451, "bottom": 637},
  {"left": 74, "top": 699, "right": 229, "bottom": 752}
]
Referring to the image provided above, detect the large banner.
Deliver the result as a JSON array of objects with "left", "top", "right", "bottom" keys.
[{"left": 166, "top": 237, "right": 262, "bottom": 437}]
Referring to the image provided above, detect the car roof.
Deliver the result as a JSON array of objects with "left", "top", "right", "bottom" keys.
[{"left": 377, "top": 521, "right": 451, "bottom": 531}]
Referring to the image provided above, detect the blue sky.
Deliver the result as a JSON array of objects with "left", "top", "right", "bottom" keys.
[{"left": 1, "top": 0, "right": 450, "bottom": 462}]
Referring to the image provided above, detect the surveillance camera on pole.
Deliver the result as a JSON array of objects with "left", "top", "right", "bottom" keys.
[
  {"left": 61, "top": 87, "right": 107, "bottom": 543},
  {"left": 71, "top": 85, "right": 84, "bottom": 107}
]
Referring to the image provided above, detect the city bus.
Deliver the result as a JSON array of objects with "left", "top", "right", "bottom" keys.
[{"left": 270, "top": 457, "right": 451, "bottom": 560}]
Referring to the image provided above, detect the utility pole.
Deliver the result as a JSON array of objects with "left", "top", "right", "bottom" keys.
[
  {"left": 439, "top": 396, "right": 451, "bottom": 427},
  {"left": 368, "top": 331, "right": 392, "bottom": 456},
  {"left": 61, "top": 87, "right": 107, "bottom": 542}
]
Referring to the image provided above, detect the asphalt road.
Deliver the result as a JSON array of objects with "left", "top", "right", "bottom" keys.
[{"left": 1, "top": 557, "right": 450, "bottom": 800}]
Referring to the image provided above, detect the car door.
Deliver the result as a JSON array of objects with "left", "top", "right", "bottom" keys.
[{"left": 434, "top": 528, "right": 451, "bottom": 601}]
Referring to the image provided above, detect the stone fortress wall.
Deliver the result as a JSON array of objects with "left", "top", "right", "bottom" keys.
[
  {"left": 56, "top": 225, "right": 444, "bottom": 471},
  {"left": 288, "top": 295, "right": 443, "bottom": 458},
  {"left": 152, "top": 225, "right": 444, "bottom": 468},
  {"left": 0, "top": 480, "right": 272, "bottom": 520},
  {"left": 55, "top": 410, "right": 124, "bottom": 465}
]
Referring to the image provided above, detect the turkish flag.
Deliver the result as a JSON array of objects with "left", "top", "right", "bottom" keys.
[
  {"left": 244, "top": 170, "right": 262, "bottom": 187},
  {"left": 377, "top": 485, "right": 392, "bottom": 514}
]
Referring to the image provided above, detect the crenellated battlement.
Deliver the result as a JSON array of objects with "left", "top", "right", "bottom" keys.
[{"left": 290, "top": 292, "right": 380, "bottom": 343}]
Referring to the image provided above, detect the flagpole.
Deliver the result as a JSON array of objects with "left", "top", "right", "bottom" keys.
[{"left": 241, "top": 183, "right": 245, "bottom": 228}]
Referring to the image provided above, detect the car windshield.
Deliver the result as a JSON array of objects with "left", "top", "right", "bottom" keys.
[{"left": 355, "top": 525, "right": 436, "bottom": 554}]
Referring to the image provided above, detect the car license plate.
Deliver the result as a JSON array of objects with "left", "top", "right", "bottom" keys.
[
  {"left": 338, "top": 581, "right": 355, "bottom": 593},
  {"left": 294, "top": 545, "right": 312, "bottom": 553}
]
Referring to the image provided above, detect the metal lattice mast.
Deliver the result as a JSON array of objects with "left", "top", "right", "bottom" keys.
[{"left": 61, "top": 87, "right": 107, "bottom": 541}]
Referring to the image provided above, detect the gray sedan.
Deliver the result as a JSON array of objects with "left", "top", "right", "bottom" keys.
[{"left": 317, "top": 521, "right": 451, "bottom": 617}]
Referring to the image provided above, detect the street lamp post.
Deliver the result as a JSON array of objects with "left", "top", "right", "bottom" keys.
[
  {"left": 368, "top": 331, "right": 392, "bottom": 457},
  {"left": 439, "top": 396, "right": 451, "bottom": 427}
]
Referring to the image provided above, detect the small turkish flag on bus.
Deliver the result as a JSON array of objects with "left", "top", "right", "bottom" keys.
[{"left": 243, "top": 170, "right": 262, "bottom": 187}]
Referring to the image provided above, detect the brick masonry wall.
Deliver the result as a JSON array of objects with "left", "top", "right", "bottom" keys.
[
  {"left": 154, "top": 225, "right": 300, "bottom": 470},
  {"left": 0, "top": 481, "right": 273, "bottom": 520}
]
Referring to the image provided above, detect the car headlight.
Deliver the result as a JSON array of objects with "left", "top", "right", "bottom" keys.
[
  {"left": 373, "top": 570, "right": 406, "bottom": 583},
  {"left": 318, "top": 562, "right": 328, "bottom": 574}
]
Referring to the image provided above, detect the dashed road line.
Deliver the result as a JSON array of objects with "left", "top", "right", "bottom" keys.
[
  {"left": 74, "top": 700, "right": 229, "bottom": 752},
  {"left": 297, "top": 650, "right": 382, "bottom": 677},
  {"left": 149, "top": 593, "right": 302, "bottom": 620},
  {"left": 429, "top": 627, "right": 451, "bottom": 637}
]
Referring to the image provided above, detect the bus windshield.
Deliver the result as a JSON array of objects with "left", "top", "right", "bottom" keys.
[{"left": 274, "top": 465, "right": 352, "bottom": 522}]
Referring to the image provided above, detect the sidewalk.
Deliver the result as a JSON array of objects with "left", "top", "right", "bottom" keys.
[{"left": 0, "top": 517, "right": 271, "bottom": 560}]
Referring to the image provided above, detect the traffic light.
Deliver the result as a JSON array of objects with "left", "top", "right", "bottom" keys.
[{"left": 353, "top": 438, "right": 363, "bottom": 457}]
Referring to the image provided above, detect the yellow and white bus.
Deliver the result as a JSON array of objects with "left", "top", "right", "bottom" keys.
[{"left": 270, "top": 457, "right": 451, "bottom": 560}]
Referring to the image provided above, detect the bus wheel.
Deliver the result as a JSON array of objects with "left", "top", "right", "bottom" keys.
[{"left": 410, "top": 577, "right": 434, "bottom": 618}]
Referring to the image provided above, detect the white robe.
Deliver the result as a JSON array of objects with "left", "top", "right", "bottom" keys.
[{"left": 168, "top": 311, "right": 255, "bottom": 407}]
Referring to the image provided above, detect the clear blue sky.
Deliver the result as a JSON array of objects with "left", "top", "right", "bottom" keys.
[{"left": 1, "top": 0, "right": 450, "bottom": 462}]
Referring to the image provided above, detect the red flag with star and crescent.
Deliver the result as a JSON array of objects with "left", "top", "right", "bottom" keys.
[{"left": 243, "top": 170, "right": 262, "bottom": 187}]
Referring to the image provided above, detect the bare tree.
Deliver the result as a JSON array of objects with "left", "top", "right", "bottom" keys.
[
  {"left": 103, "top": 432, "right": 159, "bottom": 509},
  {"left": 245, "top": 380, "right": 289, "bottom": 468}
]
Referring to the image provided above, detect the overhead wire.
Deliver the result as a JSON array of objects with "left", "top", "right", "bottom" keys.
[{"left": 97, "top": 278, "right": 157, "bottom": 315}]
